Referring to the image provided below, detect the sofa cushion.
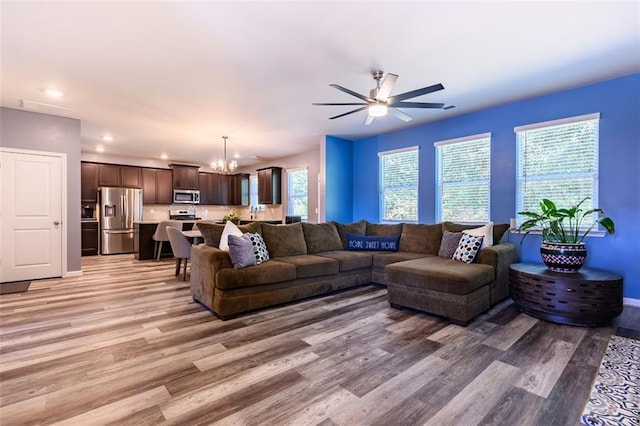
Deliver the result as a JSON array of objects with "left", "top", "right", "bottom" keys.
[
  {"left": 302, "top": 222, "right": 343, "bottom": 254},
  {"left": 399, "top": 223, "right": 443, "bottom": 255},
  {"left": 315, "top": 250, "right": 373, "bottom": 272},
  {"left": 443, "top": 222, "right": 509, "bottom": 245},
  {"left": 385, "top": 256, "right": 495, "bottom": 295},
  {"left": 438, "top": 231, "right": 463, "bottom": 258},
  {"left": 216, "top": 259, "right": 297, "bottom": 290},
  {"left": 333, "top": 220, "right": 366, "bottom": 249},
  {"left": 198, "top": 221, "right": 262, "bottom": 248},
  {"left": 371, "top": 251, "right": 432, "bottom": 269},
  {"left": 276, "top": 255, "right": 339, "bottom": 279},
  {"left": 262, "top": 222, "right": 307, "bottom": 257},
  {"left": 366, "top": 221, "right": 402, "bottom": 237}
]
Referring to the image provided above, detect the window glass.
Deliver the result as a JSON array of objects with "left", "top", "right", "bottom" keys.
[
  {"left": 379, "top": 147, "right": 419, "bottom": 222},
  {"left": 435, "top": 134, "right": 491, "bottom": 222},
  {"left": 287, "top": 168, "right": 308, "bottom": 221}
]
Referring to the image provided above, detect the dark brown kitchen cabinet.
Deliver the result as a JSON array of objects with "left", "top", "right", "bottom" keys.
[
  {"left": 81, "top": 221, "right": 99, "bottom": 256},
  {"left": 143, "top": 168, "right": 173, "bottom": 204},
  {"left": 198, "top": 173, "right": 213, "bottom": 205},
  {"left": 257, "top": 166, "right": 282, "bottom": 204},
  {"left": 98, "top": 164, "right": 121, "bottom": 187},
  {"left": 198, "top": 172, "right": 229, "bottom": 205},
  {"left": 171, "top": 164, "right": 200, "bottom": 190},
  {"left": 228, "top": 173, "right": 249, "bottom": 206},
  {"left": 81, "top": 162, "right": 98, "bottom": 203},
  {"left": 120, "top": 166, "right": 141, "bottom": 188}
]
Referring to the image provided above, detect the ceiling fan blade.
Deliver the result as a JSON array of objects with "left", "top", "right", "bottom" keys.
[
  {"left": 364, "top": 114, "right": 375, "bottom": 126},
  {"left": 375, "top": 73, "right": 398, "bottom": 101},
  {"left": 330, "top": 84, "right": 374, "bottom": 102},
  {"left": 329, "top": 106, "right": 367, "bottom": 120},
  {"left": 312, "top": 102, "right": 368, "bottom": 106},
  {"left": 390, "top": 108, "right": 413, "bottom": 122},
  {"left": 391, "top": 101, "right": 445, "bottom": 109},
  {"left": 387, "top": 83, "right": 444, "bottom": 104}
]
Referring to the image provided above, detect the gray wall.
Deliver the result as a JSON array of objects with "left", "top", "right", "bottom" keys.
[{"left": 0, "top": 107, "right": 82, "bottom": 273}]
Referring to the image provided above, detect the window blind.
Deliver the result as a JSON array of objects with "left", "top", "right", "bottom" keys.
[
  {"left": 379, "top": 147, "right": 419, "bottom": 222},
  {"left": 435, "top": 134, "right": 491, "bottom": 222},
  {"left": 515, "top": 114, "right": 599, "bottom": 226}
]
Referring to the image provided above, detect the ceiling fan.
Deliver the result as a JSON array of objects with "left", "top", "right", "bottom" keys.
[{"left": 313, "top": 70, "right": 451, "bottom": 125}]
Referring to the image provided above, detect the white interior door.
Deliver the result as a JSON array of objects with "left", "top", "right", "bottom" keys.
[{"left": 1, "top": 150, "right": 63, "bottom": 282}]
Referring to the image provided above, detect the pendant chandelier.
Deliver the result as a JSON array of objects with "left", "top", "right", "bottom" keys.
[{"left": 210, "top": 136, "right": 238, "bottom": 173}]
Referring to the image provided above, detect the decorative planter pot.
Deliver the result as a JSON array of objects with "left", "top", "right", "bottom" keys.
[{"left": 540, "top": 242, "right": 587, "bottom": 273}]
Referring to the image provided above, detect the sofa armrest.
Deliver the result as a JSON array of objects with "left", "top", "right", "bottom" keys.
[
  {"left": 476, "top": 243, "right": 517, "bottom": 303},
  {"left": 190, "top": 244, "right": 233, "bottom": 311}
]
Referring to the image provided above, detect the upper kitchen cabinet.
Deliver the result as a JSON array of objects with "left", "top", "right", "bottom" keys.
[
  {"left": 143, "top": 168, "right": 173, "bottom": 204},
  {"left": 228, "top": 173, "right": 250, "bottom": 206},
  {"left": 257, "top": 166, "right": 282, "bottom": 204},
  {"left": 120, "top": 166, "right": 142, "bottom": 188},
  {"left": 81, "top": 162, "right": 99, "bottom": 203},
  {"left": 171, "top": 164, "right": 200, "bottom": 190},
  {"left": 96, "top": 163, "right": 142, "bottom": 188}
]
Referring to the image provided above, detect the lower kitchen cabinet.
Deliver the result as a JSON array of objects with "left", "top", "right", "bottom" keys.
[{"left": 81, "top": 221, "right": 99, "bottom": 256}]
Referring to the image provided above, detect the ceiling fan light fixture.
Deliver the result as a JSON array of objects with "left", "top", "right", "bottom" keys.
[{"left": 368, "top": 102, "right": 388, "bottom": 117}]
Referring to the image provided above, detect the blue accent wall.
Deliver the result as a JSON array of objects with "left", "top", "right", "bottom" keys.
[
  {"left": 325, "top": 135, "right": 354, "bottom": 223},
  {"left": 347, "top": 73, "right": 640, "bottom": 300}
]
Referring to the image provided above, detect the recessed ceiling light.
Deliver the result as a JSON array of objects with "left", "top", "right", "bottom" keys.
[
  {"left": 102, "top": 135, "right": 114, "bottom": 142},
  {"left": 233, "top": 153, "right": 240, "bottom": 159},
  {"left": 160, "top": 153, "right": 168, "bottom": 160},
  {"left": 45, "top": 89, "right": 64, "bottom": 98},
  {"left": 96, "top": 146, "right": 105, "bottom": 153}
]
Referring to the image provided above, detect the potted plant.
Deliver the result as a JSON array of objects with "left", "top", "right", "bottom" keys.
[
  {"left": 223, "top": 211, "right": 241, "bottom": 224},
  {"left": 517, "top": 197, "right": 615, "bottom": 273}
]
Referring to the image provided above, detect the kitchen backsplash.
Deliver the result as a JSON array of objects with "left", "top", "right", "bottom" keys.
[{"left": 142, "top": 204, "right": 284, "bottom": 222}]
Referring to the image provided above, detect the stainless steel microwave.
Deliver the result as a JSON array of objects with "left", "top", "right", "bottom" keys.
[{"left": 173, "top": 189, "right": 200, "bottom": 204}]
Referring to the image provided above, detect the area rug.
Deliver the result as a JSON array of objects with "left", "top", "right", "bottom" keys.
[
  {"left": 581, "top": 335, "right": 640, "bottom": 426},
  {"left": 0, "top": 280, "right": 31, "bottom": 294}
]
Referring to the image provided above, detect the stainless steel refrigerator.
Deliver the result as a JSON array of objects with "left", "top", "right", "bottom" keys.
[{"left": 99, "top": 187, "right": 142, "bottom": 254}]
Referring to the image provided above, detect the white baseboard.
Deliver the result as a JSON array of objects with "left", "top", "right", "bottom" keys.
[
  {"left": 65, "top": 270, "right": 83, "bottom": 278},
  {"left": 623, "top": 297, "right": 640, "bottom": 308}
]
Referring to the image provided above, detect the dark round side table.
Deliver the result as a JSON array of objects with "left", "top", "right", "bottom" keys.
[{"left": 509, "top": 263, "right": 623, "bottom": 326}]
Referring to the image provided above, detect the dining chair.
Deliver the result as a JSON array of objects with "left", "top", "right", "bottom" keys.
[
  {"left": 152, "top": 220, "right": 182, "bottom": 261},
  {"left": 166, "top": 226, "right": 192, "bottom": 281}
]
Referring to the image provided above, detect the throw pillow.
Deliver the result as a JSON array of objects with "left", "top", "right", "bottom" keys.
[
  {"left": 347, "top": 233, "right": 400, "bottom": 252},
  {"left": 243, "top": 233, "right": 270, "bottom": 264},
  {"left": 452, "top": 234, "right": 484, "bottom": 263},
  {"left": 462, "top": 221, "right": 493, "bottom": 249},
  {"left": 227, "top": 234, "right": 256, "bottom": 269},
  {"left": 442, "top": 221, "right": 509, "bottom": 245},
  {"left": 219, "top": 220, "right": 243, "bottom": 251},
  {"left": 438, "top": 231, "right": 463, "bottom": 258}
]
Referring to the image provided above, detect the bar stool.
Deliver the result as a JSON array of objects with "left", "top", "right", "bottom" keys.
[
  {"left": 152, "top": 220, "right": 182, "bottom": 261},
  {"left": 166, "top": 226, "right": 192, "bottom": 280}
]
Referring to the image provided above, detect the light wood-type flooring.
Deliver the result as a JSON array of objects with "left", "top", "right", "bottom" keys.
[{"left": 1, "top": 255, "right": 638, "bottom": 425}]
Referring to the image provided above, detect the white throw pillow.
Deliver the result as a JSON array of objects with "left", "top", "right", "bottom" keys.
[
  {"left": 462, "top": 221, "right": 493, "bottom": 250},
  {"left": 219, "top": 220, "right": 242, "bottom": 251}
]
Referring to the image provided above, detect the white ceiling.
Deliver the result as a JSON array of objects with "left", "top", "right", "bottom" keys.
[{"left": 2, "top": 1, "right": 639, "bottom": 168}]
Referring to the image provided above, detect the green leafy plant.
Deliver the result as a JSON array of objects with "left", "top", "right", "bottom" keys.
[
  {"left": 223, "top": 211, "right": 241, "bottom": 221},
  {"left": 517, "top": 197, "right": 615, "bottom": 243}
]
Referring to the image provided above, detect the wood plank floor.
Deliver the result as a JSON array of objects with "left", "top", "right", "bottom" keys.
[{"left": 1, "top": 255, "right": 638, "bottom": 425}]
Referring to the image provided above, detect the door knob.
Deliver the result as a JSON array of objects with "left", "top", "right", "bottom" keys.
[{"left": 54, "top": 221, "right": 60, "bottom": 225}]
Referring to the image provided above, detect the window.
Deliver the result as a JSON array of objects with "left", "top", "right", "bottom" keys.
[
  {"left": 287, "top": 168, "right": 308, "bottom": 221},
  {"left": 515, "top": 113, "right": 599, "bottom": 227},
  {"left": 379, "top": 147, "right": 419, "bottom": 222},
  {"left": 435, "top": 134, "right": 491, "bottom": 222},
  {"left": 250, "top": 175, "right": 260, "bottom": 210}
]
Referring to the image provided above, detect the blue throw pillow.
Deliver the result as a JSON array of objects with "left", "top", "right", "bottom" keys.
[{"left": 346, "top": 233, "right": 400, "bottom": 252}]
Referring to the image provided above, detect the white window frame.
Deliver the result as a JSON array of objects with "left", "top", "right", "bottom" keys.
[
  {"left": 435, "top": 133, "right": 491, "bottom": 223},
  {"left": 378, "top": 146, "right": 419, "bottom": 223},
  {"left": 286, "top": 167, "right": 308, "bottom": 221},
  {"left": 515, "top": 112, "right": 601, "bottom": 234}
]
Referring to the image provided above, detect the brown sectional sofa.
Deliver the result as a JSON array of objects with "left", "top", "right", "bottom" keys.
[{"left": 190, "top": 220, "right": 516, "bottom": 325}]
